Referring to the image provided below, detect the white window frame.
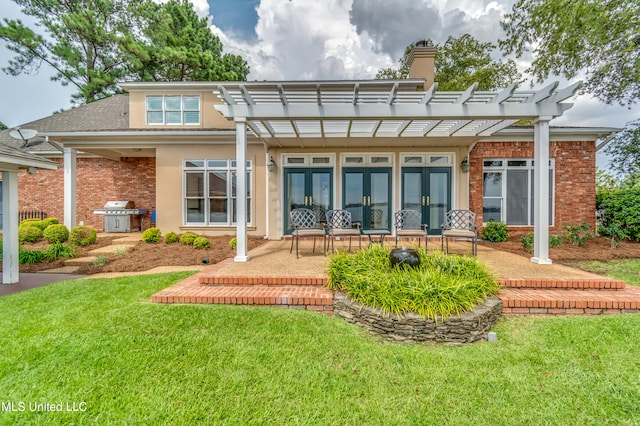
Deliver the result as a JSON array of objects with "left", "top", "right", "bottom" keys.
[
  {"left": 400, "top": 153, "right": 453, "bottom": 166},
  {"left": 282, "top": 153, "right": 335, "bottom": 167},
  {"left": 147, "top": 95, "right": 200, "bottom": 125},
  {"left": 482, "top": 158, "right": 554, "bottom": 226},
  {"left": 340, "top": 153, "right": 394, "bottom": 167},
  {"left": 183, "top": 159, "right": 252, "bottom": 226}
]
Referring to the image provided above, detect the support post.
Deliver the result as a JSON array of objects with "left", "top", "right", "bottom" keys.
[
  {"left": 531, "top": 117, "right": 552, "bottom": 264},
  {"left": 2, "top": 171, "right": 19, "bottom": 284},
  {"left": 63, "top": 147, "right": 77, "bottom": 230},
  {"left": 234, "top": 118, "right": 249, "bottom": 262}
]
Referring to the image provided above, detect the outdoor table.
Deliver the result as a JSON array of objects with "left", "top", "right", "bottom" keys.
[{"left": 362, "top": 229, "right": 391, "bottom": 247}]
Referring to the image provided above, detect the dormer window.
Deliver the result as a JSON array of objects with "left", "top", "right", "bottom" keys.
[{"left": 146, "top": 95, "right": 200, "bottom": 125}]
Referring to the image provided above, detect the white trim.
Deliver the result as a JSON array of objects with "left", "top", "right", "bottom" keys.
[
  {"left": 2, "top": 171, "right": 19, "bottom": 284},
  {"left": 63, "top": 147, "right": 77, "bottom": 230}
]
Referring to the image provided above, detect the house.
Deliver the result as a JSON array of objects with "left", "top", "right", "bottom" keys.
[{"left": 0, "top": 44, "right": 617, "bottom": 265}]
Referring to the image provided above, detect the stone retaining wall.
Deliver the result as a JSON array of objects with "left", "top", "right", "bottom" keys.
[{"left": 333, "top": 292, "right": 503, "bottom": 344}]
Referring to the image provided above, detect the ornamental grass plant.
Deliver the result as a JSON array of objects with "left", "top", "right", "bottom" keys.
[{"left": 327, "top": 246, "right": 499, "bottom": 319}]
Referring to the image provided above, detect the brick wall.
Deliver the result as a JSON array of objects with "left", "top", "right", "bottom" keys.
[
  {"left": 469, "top": 141, "right": 596, "bottom": 235},
  {"left": 18, "top": 157, "right": 156, "bottom": 230}
]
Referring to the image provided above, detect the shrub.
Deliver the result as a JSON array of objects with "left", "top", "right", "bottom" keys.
[
  {"left": 114, "top": 247, "right": 129, "bottom": 256},
  {"left": 19, "top": 248, "right": 45, "bottom": 264},
  {"left": 179, "top": 232, "right": 199, "bottom": 245},
  {"left": 18, "top": 226, "right": 43, "bottom": 243},
  {"left": 549, "top": 235, "right": 564, "bottom": 248},
  {"left": 193, "top": 237, "right": 211, "bottom": 249},
  {"left": 164, "top": 231, "right": 179, "bottom": 244},
  {"left": 328, "top": 246, "right": 498, "bottom": 320},
  {"left": 19, "top": 219, "right": 46, "bottom": 230},
  {"left": 599, "top": 224, "right": 626, "bottom": 249},
  {"left": 43, "top": 243, "right": 76, "bottom": 262},
  {"left": 481, "top": 221, "right": 509, "bottom": 242},
  {"left": 42, "top": 217, "right": 59, "bottom": 228},
  {"left": 43, "top": 224, "right": 69, "bottom": 243},
  {"left": 229, "top": 237, "right": 237, "bottom": 249},
  {"left": 69, "top": 226, "right": 97, "bottom": 246},
  {"left": 564, "top": 223, "right": 594, "bottom": 247},
  {"left": 520, "top": 233, "right": 534, "bottom": 252},
  {"left": 141, "top": 227, "right": 161, "bottom": 243},
  {"left": 597, "top": 188, "right": 640, "bottom": 241},
  {"left": 92, "top": 256, "right": 109, "bottom": 267}
]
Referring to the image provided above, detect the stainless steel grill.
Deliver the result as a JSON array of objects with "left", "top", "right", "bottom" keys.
[{"left": 93, "top": 201, "right": 147, "bottom": 233}]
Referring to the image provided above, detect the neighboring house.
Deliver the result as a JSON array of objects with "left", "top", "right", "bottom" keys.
[{"left": 0, "top": 45, "right": 618, "bottom": 264}]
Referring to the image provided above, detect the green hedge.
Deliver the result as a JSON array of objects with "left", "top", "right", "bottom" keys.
[
  {"left": 69, "top": 226, "right": 97, "bottom": 246},
  {"left": 597, "top": 188, "right": 640, "bottom": 241}
]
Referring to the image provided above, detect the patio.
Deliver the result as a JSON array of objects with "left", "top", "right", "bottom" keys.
[{"left": 152, "top": 238, "right": 640, "bottom": 315}]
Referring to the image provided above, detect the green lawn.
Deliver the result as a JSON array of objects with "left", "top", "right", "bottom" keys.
[
  {"left": 571, "top": 259, "right": 640, "bottom": 286},
  {"left": 1, "top": 273, "right": 639, "bottom": 425}
]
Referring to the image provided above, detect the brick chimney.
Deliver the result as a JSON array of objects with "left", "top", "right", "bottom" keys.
[{"left": 407, "top": 41, "right": 437, "bottom": 90}]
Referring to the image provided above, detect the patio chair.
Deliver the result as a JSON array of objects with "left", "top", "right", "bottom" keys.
[
  {"left": 289, "top": 208, "right": 326, "bottom": 258},
  {"left": 394, "top": 209, "right": 428, "bottom": 249},
  {"left": 441, "top": 209, "right": 478, "bottom": 256},
  {"left": 325, "top": 209, "right": 361, "bottom": 253}
]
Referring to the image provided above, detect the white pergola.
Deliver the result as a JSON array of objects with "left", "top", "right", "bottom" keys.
[
  {"left": 216, "top": 79, "right": 581, "bottom": 264},
  {"left": 1, "top": 145, "right": 57, "bottom": 284}
]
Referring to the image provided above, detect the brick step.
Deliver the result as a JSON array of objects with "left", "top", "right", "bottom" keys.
[
  {"left": 499, "top": 278, "right": 626, "bottom": 290},
  {"left": 200, "top": 276, "right": 328, "bottom": 286},
  {"left": 498, "top": 285, "right": 640, "bottom": 315},
  {"left": 153, "top": 281, "right": 333, "bottom": 313}
]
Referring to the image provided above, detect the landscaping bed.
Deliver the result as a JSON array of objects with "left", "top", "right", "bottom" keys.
[
  {"left": 478, "top": 236, "right": 640, "bottom": 262},
  {"left": 4, "top": 234, "right": 266, "bottom": 274}
]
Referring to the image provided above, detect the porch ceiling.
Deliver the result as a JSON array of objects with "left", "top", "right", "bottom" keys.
[{"left": 214, "top": 80, "right": 582, "bottom": 143}]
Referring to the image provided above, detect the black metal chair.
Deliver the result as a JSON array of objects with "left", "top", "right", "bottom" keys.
[
  {"left": 325, "top": 209, "right": 361, "bottom": 253},
  {"left": 394, "top": 209, "right": 428, "bottom": 249},
  {"left": 441, "top": 209, "right": 478, "bottom": 256},
  {"left": 289, "top": 208, "right": 326, "bottom": 258}
]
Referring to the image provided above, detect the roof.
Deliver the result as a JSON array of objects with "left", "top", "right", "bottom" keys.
[
  {"left": 0, "top": 94, "right": 130, "bottom": 150},
  {"left": 0, "top": 143, "right": 57, "bottom": 171}
]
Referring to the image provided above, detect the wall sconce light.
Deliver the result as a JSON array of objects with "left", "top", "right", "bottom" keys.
[
  {"left": 460, "top": 158, "right": 471, "bottom": 173},
  {"left": 267, "top": 156, "right": 276, "bottom": 172},
  {"left": 27, "top": 167, "right": 38, "bottom": 174}
]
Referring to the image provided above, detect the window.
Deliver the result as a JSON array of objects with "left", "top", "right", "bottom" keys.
[
  {"left": 184, "top": 159, "right": 252, "bottom": 226},
  {"left": 482, "top": 159, "right": 554, "bottom": 226},
  {"left": 147, "top": 95, "right": 200, "bottom": 125}
]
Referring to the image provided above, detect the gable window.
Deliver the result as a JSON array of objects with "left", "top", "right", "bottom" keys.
[
  {"left": 184, "top": 159, "right": 252, "bottom": 226},
  {"left": 482, "top": 159, "right": 554, "bottom": 226},
  {"left": 147, "top": 95, "right": 200, "bottom": 125}
]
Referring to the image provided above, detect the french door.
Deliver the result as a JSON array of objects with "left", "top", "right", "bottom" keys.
[
  {"left": 401, "top": 167, "right": 451, "bottom": 235},
  {"left": 284, "top": 168, "right": 332, "bottom": 233},
  {"left": 342, "top": 168, "right": 391, "bottom": 231}
]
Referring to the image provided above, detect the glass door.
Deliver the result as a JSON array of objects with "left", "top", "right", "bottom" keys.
[
  {"left": 284, "top": 168, "right": 332, "bottom": 233},
  {"left": 401, "top": 167, "right": 451, "bottom": 235},
  {"left": 343, "top": 168, "right": 391, "bottom": 230}
]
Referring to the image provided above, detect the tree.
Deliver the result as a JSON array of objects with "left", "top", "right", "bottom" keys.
[
  {"left": 0, "top": 0, "right": 249, "bottom": 105},
  {"left": 500, "top": 0, "right": 640, "bottom": 106},
  {"left": 376, "top": 34, "right": 522, "bottom": 91},
  {"left": 0, "top": 121, "right": 7, "bottom": 130},
  {"left": 604, "top": 120, "right": 640, "bottom": 177},
  {"left": 130, "top": 0, "right": 249, "bottom": 82}
]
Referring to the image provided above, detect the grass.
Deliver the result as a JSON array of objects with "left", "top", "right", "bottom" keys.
[
  {"left": 572, "top": 258, "right": 640, "bottom": 286},
  {"left": 1, "top": 272, "right": 639, "bottom": 424},
  {"left": 328, "top": 246, "right": 498, "bottom": 319}
]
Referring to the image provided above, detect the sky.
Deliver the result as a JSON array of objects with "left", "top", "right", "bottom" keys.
[{"left": 0, "top": 0, "right": 637, "bottom": 168}]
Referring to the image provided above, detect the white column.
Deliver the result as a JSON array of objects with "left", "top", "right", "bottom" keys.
[
  {"left": 2, "top": 170, "right": 19, "bottom": 284},
  {"left": 531, "top": 117, "right": 552, "bottom": 264},
  {"left": 63, "top": 147, "right": 77, "bottom": 230},
  {"left": 234, "top": 118, "right": 249, "bottom": 262}
]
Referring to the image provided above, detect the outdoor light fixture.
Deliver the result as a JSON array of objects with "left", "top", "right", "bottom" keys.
[
  {"left": 267, "top": 156, "right": 276, "bottom": 172},
  {"left": 460, "top": 158, "right": 471, "bottom": 173},
  {"left": 27, "top": 167, "right": 38, "bottom": 174}
]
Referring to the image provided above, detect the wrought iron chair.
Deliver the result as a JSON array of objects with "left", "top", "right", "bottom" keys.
[
  {"left": 325, "top": 209, "right": 362, "bottom": 253},
  {"left": 289, "top": 208, "right": 326, "bottom": 258},
  {"left": 441, "top": 209, "right": 478, "bottom": 256},
  {"left": 394, "top": 209, "right": 428, "bottom": 249}
]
